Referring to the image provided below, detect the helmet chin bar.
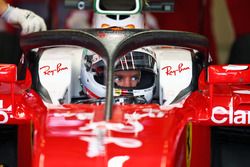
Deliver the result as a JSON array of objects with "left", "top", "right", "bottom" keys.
[{"left": 114, "top": 88, "right": 134, "bottom": 96}]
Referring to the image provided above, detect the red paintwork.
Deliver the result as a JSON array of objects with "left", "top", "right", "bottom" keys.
[
  {"left": 1, "top": 63, "right": 250, "bottom": 167},
  {"left": 0, "top": 64, "right": 17, "bottom": 82},
  {"left": 208, "top": 64, "right": 250, "bottom": 84}
]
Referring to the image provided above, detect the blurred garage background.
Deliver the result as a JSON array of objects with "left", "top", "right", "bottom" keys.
[{"left": 1, "top": 0, "right": 250, "bottom": 65}]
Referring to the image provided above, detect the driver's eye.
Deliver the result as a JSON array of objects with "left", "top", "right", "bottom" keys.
[
  {"left": 131, "top": 76, "right": 140, "bottom": 81},
  {"left": 114, "top": 76, "right": 121, "bottom": 82}
]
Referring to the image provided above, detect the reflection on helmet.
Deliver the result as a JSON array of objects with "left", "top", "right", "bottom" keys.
[{"left": 80, "top": 47, "right": 157, "bottom": 103}]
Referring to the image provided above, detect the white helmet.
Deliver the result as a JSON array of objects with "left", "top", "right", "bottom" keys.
[
  {"left": 92, "top": 13, "right": 145, "bottom": 28},
  {"left": 80, "top": 47, "right": 157, "bottom": 103}
]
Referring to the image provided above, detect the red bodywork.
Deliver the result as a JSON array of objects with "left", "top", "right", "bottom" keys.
[
  {"left": 1, "top": 63, "right": 250, "bottom": 167},
  {"left": 1, "top": 30, "right": 250, "bottom": 167}
]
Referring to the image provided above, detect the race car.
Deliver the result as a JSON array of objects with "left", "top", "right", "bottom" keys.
[
  {"left": 1, "top": 0, "right": 250, "bottom": 167},
  {"left": 1, "top": 25, "right": 250, "bottom": 167}
]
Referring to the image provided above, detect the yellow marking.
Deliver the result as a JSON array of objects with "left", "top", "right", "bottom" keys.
[{"left": 186, "top": 122, "right": 192, "bottom": 167}]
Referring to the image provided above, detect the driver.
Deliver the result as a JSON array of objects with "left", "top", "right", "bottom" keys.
[
  {"left": 79, "top": 11, "right": 157, "bottom": 104},
  {"left": 80, "top": 47, "right": 157, "bottom": 103}
]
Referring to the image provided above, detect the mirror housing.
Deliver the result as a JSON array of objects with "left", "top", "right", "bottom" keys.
[
  {"left": 208, "top": 64, "right": 250, "bottom": 84},
  {"left": 0, "top": 64, "right": 17, "bottom": 82}
]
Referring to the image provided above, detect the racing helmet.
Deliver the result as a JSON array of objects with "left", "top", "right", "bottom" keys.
[
  {"left": 80, "top": 47, "right": 157, "bottom": 103},
  {"left": 92, "top": 13, "right": 145, "bottom": 28}
]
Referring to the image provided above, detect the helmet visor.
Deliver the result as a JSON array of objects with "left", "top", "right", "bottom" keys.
[{"left": 114, "top": 50, "right": 156, "bottom": 73}]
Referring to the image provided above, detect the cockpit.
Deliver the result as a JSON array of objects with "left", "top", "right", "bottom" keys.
[{"left": 19, "top": 28, "right": 208, "bottom": 106}]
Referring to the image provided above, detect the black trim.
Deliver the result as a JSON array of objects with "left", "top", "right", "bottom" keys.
[
  {"left": 64, "top": 0, "right": 175, "bottom": 12},
  {"left": 0, "top": 125, "right": 18, "bottom": 167},
  {"left": 211, "top": 127, "right": 250, "bottom": 167}
]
